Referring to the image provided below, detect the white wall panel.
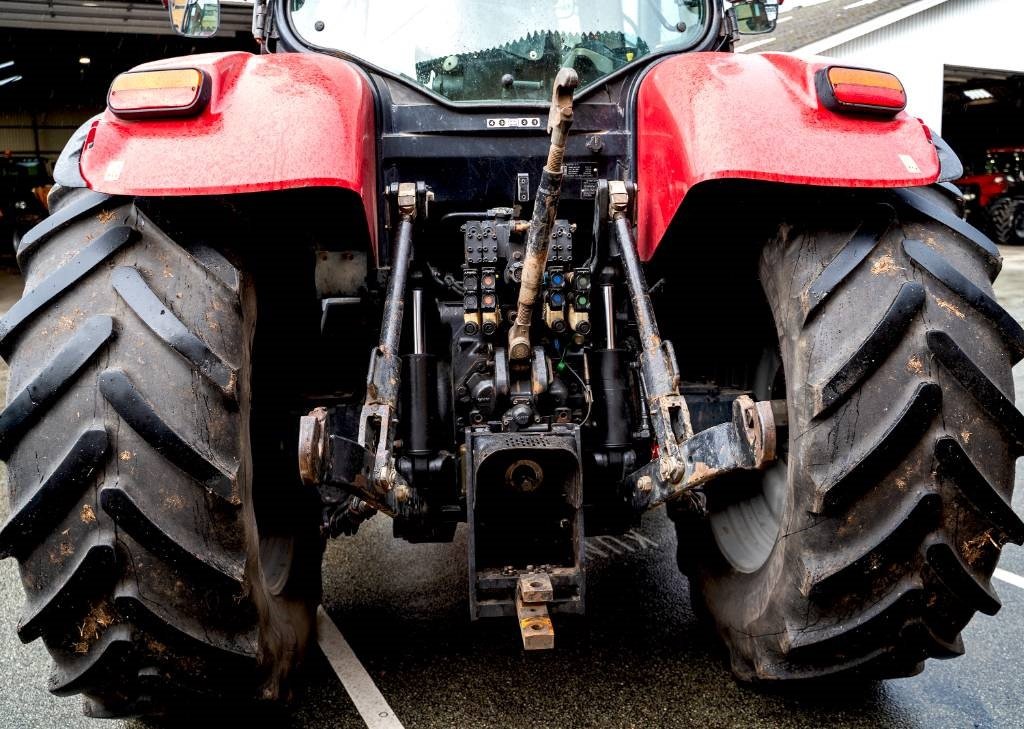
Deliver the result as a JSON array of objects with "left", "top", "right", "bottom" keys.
[{"left": 797, "top": 0, "right": 1024, "bottom": 132}]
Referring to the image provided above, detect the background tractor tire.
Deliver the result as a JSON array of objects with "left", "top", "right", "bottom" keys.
[
  {"left": 678, "top": 185, "right": 1024, "bottom": 682},
  {"left": 987, "top": 197, "right": 1024, "bottom": 245},
  {"left": 0, "top": 187, "right": 319, "bottom": 717}
]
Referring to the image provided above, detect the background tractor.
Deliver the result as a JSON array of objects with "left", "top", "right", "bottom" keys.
[
  {"left": 0, "top": 0, "right": 1020, "bottom": 719},
  {"left": 957, "top": 147, "right": 1024, "bottom": 244}
]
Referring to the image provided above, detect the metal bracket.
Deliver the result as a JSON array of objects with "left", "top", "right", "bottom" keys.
[{"left": 626, "top": 395, "right": 780, "bottom": 512}]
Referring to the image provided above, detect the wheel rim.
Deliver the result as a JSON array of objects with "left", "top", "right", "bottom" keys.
[
  {"left": 259, "top": 533, "right": 298, "bottom": 596},
  {"left": 708, "top": 349, "right": 789, "bottom": 574},
  {"left": 1014, "top": 206, "right": 1024, "bottom": 239}
]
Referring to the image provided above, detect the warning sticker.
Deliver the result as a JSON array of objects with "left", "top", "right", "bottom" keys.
[
  {"left": 565, "top": 162, "right": 599, "bottom": 179},
  {"left": 899, "top": 154, "right": 922, "bottom": 174}
]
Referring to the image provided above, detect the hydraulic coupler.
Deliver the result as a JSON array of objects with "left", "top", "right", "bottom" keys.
[
  {"left": 508, "top": 67, "right": 579, "bottom": 360},
  {"left": 606, "top": 181, "right": 780, "bottom": 512}
]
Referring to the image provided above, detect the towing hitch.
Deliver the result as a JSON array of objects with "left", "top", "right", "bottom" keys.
[{"left": 606, "top": 180, "right": 781, "bottom": 511}]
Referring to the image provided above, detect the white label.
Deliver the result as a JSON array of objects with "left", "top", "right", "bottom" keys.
[
  {"left": 899, "top": 154, "right": 921, "bottom": 174},
  {"left": 104, "top": 159, "right": 124, "bottom": 181},
  {"left": 486, "top": 117, "right": 542, "bottom": 129}
]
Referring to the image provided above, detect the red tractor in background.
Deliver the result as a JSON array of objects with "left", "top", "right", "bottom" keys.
[
  {"left": 0, "top": 0, "right": 1021, "bottom": 719},
  {"left": 957, "top": 147, "right": 1024, "bottom": 244}
]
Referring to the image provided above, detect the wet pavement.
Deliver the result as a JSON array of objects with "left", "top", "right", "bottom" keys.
[{"left": 2, "top": 246, "right": 1024, "bottom": 729}]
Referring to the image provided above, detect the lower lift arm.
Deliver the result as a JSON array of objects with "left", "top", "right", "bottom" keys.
[
  {"left": 606, "top": 181, "right": 781, "bottom": 512},
  {"left": 298, "top": 182, "right": 431, "bottom": 517}
]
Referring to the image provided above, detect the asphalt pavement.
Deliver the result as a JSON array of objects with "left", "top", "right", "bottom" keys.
[{"left": 2, "top": 247, "right": 1024, "bottom": 729}]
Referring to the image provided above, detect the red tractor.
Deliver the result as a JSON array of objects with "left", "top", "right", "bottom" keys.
[
  {"left": 957, "top": 147, "right": 1024, "bottom": 245},
  {"left": 1, "top": 0, "right": 1021, "bottom": 718}
]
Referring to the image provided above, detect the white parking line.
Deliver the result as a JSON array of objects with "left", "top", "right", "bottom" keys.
[
  {"left": 994, "top": 568, "right": 1024, "bottom": 591},
  {"left": 735, "top": 37, "right": 777, "bottom": 53},
  {"left": 844, "top": 0, "right": 880, "bottom": 9},
  {"left": 317, "top": 606, "right": 405, "bottom": 729}
]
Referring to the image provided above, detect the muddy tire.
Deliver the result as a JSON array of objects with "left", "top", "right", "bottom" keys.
[
  {"left": 681, "top": 186, "right": 1024, "bottom": 681},
  {"left": 987, "top": 197, "right": 1024, "bottom": 245},
  {"left": 0, "top": 188, "right": 318, "bottom": 716}
]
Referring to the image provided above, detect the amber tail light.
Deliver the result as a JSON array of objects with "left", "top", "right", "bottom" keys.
[
  {"left": 816, "top": 66, "right": 907, "bottom": 116},
  {"left": 107, "top": 68, "right": 210, "bottom": 120}
]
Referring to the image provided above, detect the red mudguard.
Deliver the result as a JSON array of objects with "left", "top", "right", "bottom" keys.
[
  {"left": 79, "top": 51, "right": 377, "bottom": 245},
  {"left": 636, "top": 52, "right": 940, "bottom": 260}
]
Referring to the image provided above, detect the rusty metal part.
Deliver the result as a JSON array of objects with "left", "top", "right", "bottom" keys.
[
  {"left": 626, "top": 396, "right": 780, "bottom": 512},
  {"left": 516, "top": 574, "right": 555, "bottom": 650},
  {"left": 568, "top": 307, "right": 590, "bottom": 335},
  {"left": 609, "top": 180, "right": 692, "bottom": 485},
  {"left": 505, "top": 459, "right": 544, "bottom": 493},
  {"left": 358, "top": 207, "right": 415, "bottom": 501},
  {"left": 519, "top": 573, "right": 554, "bottom": 603},
  {"left": 298, "top": 407, "right": 328, "bottom": 486},
  {"left": 543, "top": 300, "right": 566, "bottom": 332},
  {"left": 509, "top": 68, "right": 579, "bottom": 360},
  {"left": 396, "top": 182, "right": 417, "bottom": 216},
  {"left": 737, "top": 395, "right": 777, "bottom": 468},
  {"left": 303, "top": 183, "right": 428, "bottom": 516},
  {"left": 322, "top": 496, "right": 377, "bottom": 538},
  {"left": 467, "top": 430, "right": 585, "bottom": 620}
]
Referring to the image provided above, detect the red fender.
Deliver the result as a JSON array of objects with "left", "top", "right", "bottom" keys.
[
  {"left": 79, "top": 51, "right": 377, "bottom": 246},
  {"left": 636, "top": 52, "right": 940, "bottom": 260}
]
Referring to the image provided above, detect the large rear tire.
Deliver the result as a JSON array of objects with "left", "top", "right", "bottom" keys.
[
  {"left": 681, "top": 186, "right": 1024, "bottom": 681},
  {"left": 0, "top": 188, "right": 319, "bottom": 716}
]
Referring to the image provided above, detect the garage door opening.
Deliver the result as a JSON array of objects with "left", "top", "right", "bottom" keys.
[{"left": 943, "top": 65, "right": 1024, "bottom": 244}]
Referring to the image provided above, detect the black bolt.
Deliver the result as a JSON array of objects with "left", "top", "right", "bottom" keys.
[{"left": 314, "top": 20, "right": 325, "bottom": 31}]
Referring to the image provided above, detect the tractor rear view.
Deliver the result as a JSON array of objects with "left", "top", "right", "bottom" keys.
[{"left": 1, "top": 0, "right": 1021, "bottom": 718}]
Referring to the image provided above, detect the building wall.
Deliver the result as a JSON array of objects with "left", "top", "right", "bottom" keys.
[{"left": 800, "top": 0, "right": 1024, "bottom": 133}]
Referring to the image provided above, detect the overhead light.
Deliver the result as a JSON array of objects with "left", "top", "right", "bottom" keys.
[
  {"left": 963, "top": 88, "right": 993, "bottom": 100},
  {"left": 79, "top": 56, "right": 91, "bottom": 65}
]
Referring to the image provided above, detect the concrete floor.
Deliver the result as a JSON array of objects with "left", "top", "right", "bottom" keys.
[{"left": 2, "top": 246, "right": 1024, "bottom": 729}]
